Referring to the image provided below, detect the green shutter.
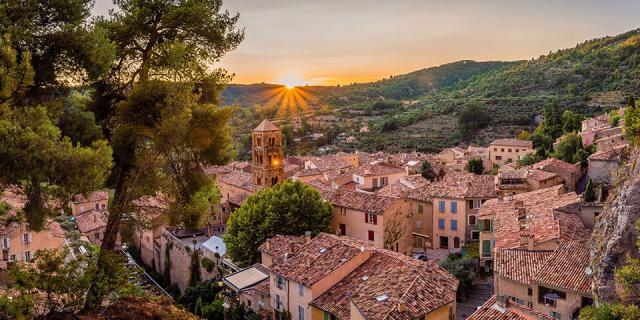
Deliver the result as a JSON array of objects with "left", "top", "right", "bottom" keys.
[
  {"left": 482, "top": 240, "right": 491, "bottom": 255},
  {"left": 479, "top": 219, "right": 485, "bottom": 231}
]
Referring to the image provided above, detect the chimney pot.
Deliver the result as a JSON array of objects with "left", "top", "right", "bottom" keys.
[{"left": 397, "top": 301, "right": 407, "bottom": 312}]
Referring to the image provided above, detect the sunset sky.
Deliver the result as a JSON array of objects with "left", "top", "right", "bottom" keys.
[{"left": 93, "top": 0, "right": 640, "bottom": 86}]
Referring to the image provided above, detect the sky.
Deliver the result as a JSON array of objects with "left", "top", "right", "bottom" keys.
[{"left": 93, "top": 0, "right": 640, "bottom": 86}]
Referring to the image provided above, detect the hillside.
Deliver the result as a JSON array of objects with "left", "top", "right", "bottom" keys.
[{"left": 360, "top": 28, "right": 640, "bottom": 152}]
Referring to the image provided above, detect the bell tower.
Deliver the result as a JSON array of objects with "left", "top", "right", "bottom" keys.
[{"left": 252, "top": 119, "right": 285, "bottom": 188}]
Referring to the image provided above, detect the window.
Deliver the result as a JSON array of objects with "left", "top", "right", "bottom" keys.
[
  {"left": 9, "top": 254, "right": 15, "bottom": 262},
  {"left": 482, "top": 240, "right": 491, "bottom": 257},
  {"left": 95, "top": 203, "right": 100, "bottom": 210},
  {"left": 298, "top": 284, "right": 304, "bottom": 297},
  {"left": 368, "top": 231, "right": 375, "bottom": 241},
  {"left": 381, "top": 177, "right": 388, "bottom": 186},
  {"left": 324, "top": 312, "right": 337, "bottom": 320},
  {"left": 493, "top": 148, "right": 497, "bottom": 152},
  {"left": 495, "top": 155, "right": 502, "bottom": 161},
  {"left": 367, "top": 212, "right": 377, "bottom": 225},
  {"left": 528, "top": 288, "right": 533, "bottom": 296},
  {"left": 439, "top": 236, "right": 449, "bottom": 249},
  {"left": 94, "top": 232, "right": 100, "bottom": 240},
  {"left": 549, "top": 311, "right": 560, "bottom": 319},
  {"left": 275, "top": 294, "right": 281, "bottom": 310},
  {"left": 2, "top": 238, "right": 8, "bottom": 249},
  {"left": 515, "top": 149, "right": 519, "bottom": 152},
  {"left": 467, "top": 200, "right": 474, "bottom": 209},
  {"left": 438, "top": 201, "right": 445, "bottom": 213},
  {"left": 373, "top": 178, "right": 378, "bottom": 188},
  {"left": 298, "top": 305, "right": 304, "bottom": 320},
  {"left": 101, "top": 203, "right": 106, "bottom": 209},
  {"left": 22, "top": 233, "right": 30, "bottom": 244},
  {"left": 416, "top": 220, "right": 422, "bottom": 232},
  {"left": 471, "top": 231, "right": 480, "bottom": 240},
  {"left": 418, "top": 204, "right": 424, "bottom": 214},
  {"left": 276, "top": 276, "right": 286, "bottom": 289},
  {"left": 451, "top": 220, "right": 458, "bottom": 231},
  {"left": 450, "top": 202, "right": 457, "bottom": 213},
  {"left": 508, "top": 148, "right": 512, "bottom": 152},
  {"left": 438, "top": 219, "right": 445, "bottom": 230},
  {"left": 24, "top": 251, "right": 31, "bottom": 262},
  {"left": 501, "top": 148, "right": 504, "bottom": 152},
  {"left": 469, "top": 215, "right": 477, "bottom": 225},
  {"left": 453, "top": 237, "right": 460, "bottom": 248}
]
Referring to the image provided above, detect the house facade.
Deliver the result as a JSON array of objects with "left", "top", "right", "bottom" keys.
[{"left": 489, "top": 139, "right": 534, "bottom": 166}]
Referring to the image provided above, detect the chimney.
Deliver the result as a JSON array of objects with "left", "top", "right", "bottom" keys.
[
  {"left": 306, "top": 256, "right": 314, "bottom": 267},
  {"left": 287, "top": 241, "right": 295, "bottom": 254},
  {"left": 496, "top": 295, "right": 508, "bottom": 308},
  {"left": 265, "top": 241, "right": 271, "bottom": 250},
  {"left": 397, "top": 300, "right": 407, "bottom": 312}
]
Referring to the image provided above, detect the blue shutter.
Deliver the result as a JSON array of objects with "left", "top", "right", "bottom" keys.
[
  {"left": 451, "top": 220, "right": 458, "bottom": 231},
  {"left": 438, "top": 218, "right": 445, "bottom": 230},
  {"left": 451, "top": 201, "right": 457, "bottom": 213},
  {"left": 438, "top": 201, "right": 445, "bottom": 213}
]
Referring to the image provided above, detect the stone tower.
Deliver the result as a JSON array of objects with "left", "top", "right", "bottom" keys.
[{"left": 252, "top": 119, "right": 285, "bottom": 188}]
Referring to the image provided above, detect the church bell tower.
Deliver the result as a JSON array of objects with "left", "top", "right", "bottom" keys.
[{"left": 252, "top": 119, "right": 285, "bottom": 188}]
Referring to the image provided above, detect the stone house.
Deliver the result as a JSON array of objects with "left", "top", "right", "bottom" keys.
[
  {"left": 70, "top": 191, "right": 108, "bottom": 216},
  {"left": 489, "top": 139, "right": 534, "bottom": 166}
]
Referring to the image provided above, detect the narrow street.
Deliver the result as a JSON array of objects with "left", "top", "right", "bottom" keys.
[{"left": 456, "top": 276, "right": 493, "bottom": 320}]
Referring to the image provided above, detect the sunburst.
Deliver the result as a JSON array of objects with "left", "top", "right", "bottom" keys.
[{"left": 263, "top": 86, "right": 318, "bottom": 119}]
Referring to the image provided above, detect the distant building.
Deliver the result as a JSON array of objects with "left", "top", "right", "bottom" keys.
[
  {"left": 70, "top": 191, "right": 108, "bottom": 216},
  {"left": 489, "top": 139, "right": 534, "bottom": 166}
]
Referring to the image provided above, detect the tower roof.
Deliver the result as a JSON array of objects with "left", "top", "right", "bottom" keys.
[{"left": 253, "top": 119, "right": 280, "bottom": 132}]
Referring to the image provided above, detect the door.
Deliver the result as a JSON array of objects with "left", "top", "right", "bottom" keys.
[
  {"left": 339, "top": 224, "right": 346, "bottom": 236},
  {"left": 440, "top": 236, "right": 449, "bottom": 249}
]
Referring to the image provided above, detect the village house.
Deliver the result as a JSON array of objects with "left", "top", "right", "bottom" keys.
[
  {"left": 430, "top": 171, "right": 497, "bottom": 251},
  {"left": 351, "top": 163, "right": 407, "bottom": 192},
  {"left": 495, "top": 166, "right": 563, "bottom": 196},
  {"left": 74, "top": 209, "right": 108, "bottom": 246},
  {"left": 468, "top": 296, "right": 553, "bottom": 320},
  {"left": 489, "top": 139, "right": 534, "bottom": 166},
  {"left": 492, "top": 242, "right": 593, "bottom": 320},
  {"left": 223, "top": 263, "right": 271, "bottom": 317},
  {"left": 263, "top": 233, "right": 458, "bottom": 320},
  {"left": 70, "top": 191, "right": 109, "bottom": 216},
  {"left": 404, "top": 185, "right": 436, "bottom": 253},
  {"left": 130, "top": 194, "right": 169, "bottom": 270},
  {"left": 477, "top": 186, "right": 586, "bottom": 273},
  {"left": 0, "top": 188, "right": 66, "bottom": 266},
  {"left": 587, "top": 145, "right": 628, "bottom": 201},
  {"left": 437, "top": 146, "right": 491, "bottom": 173},
  {"left": 529, "top": 158, "right": 581, "bottom": 192},
  {"left": 321, "top": 189, "right": 412, "bottom": 254}
]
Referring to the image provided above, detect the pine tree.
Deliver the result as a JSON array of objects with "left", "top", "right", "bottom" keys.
[{"left": 583, "top": 179, "right": 597, "bottom": 203}]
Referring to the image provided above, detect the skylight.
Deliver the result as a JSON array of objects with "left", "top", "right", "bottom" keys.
[
  {"left": 319, "top": 248, "right": 327, "bottom": 253},
  {"left": 376, "top": 294, "right": 389, "bottom": 302},
  {"left": 361, "top": 276, "right": 369, "bottom": 281}
]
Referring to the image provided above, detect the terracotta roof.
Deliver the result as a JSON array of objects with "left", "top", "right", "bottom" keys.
[
  {"left": 72, "top": 191, "right": 109, "bottom": 204},
  {"left": 270, "top": 233, "right": 364, "bottom": 286},
  {"left": 376, "top": 175, "right": 429, "bottom": 198},
  {"left": 302, "top": 155, "right": 353, "bottom": 172},
  {"left": 479, "top": 186, "right": 586, "bottom": 249},
  {"left": 311, "top": 251, "right": 458, "bottom": 320},
  {"left": 498, "top": 167, "right": 557, "bottom": 181},
  {"left": 217, "top": 171, "right": 259, "bottom": 192},
  {"left": 132, "top": 194, "right": 169, "bottom": 220},
  {"left": 323, "top": 189, "right": 398, "bottom": 214},
  {"left": 531, "top": 158, "right": 579, "bottom": 180},
  {"left": 0, "top": 187, "right": 27, "bottom": 211},
  {"left": 294, "top": 168, "right": 322, "bottom": 177},
  {"left": 588, "top": 145, "right": 628, "bottom": 161},
  {"left": 353, "top": 163, "right": 405, "bottom": 177},
  {"left": 468, "top": 296, "right": 554, "bottom": 320},
  {"left": 494, "top": 249, "right": 553, "bottom": 285},
  {"left": 203, "top": 164, "right": 234, "bottom": 176},
  {"left": 228, "top": 192, "right": 250, "bottom": 207},
  {"left": 258, "top": 235, "right": 306, "bottom": 263},
  {"left": 75, "top": 210, "right": 108, "bottom": 233},
  {"left": 532, "top": 242, "right": 592, "bottom": 295},
  {"left": 490, "top": 139, "right": 533, "bottom": 148},
  {"left": 430, "top": 171, "right": 497, "bottom": 199},
  {"left": 253, "top": 119, "right": 279, "bottom": 132}
]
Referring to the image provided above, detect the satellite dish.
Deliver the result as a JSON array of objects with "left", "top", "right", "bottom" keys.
[{"left": 585, "top": 266, "right": 593, "bottom": 275}]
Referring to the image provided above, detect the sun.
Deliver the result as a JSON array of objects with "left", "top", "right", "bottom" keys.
[{"left": 275, "top": 73, "right": 306, "bottom": 89}]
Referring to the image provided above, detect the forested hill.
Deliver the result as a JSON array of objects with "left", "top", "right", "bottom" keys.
[
  {"left": 362, "top": 28, "right": 640, "bottom": 152},
  {"left": 219, "top": 60, "right": 516, "bottom": 107}
]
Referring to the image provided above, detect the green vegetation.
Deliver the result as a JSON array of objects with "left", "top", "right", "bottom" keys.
[
  {"left": 225, "top": 180, "right": 333, "bottom": 266},
  {"left": 623, "top": 95, "right": 640, "bottom": 146},
  {"left": 177, "top": 280, "right": 258, "bottom": 320},
  {"left": 459, "top": 102, "right": 490, "bottom": 138},
  {"left": 421, "top": 161, "right": 437, "bottom": 181},
  {"left": 439, "top": 253, "right": 478, "bottom": 299},
  {"left": 466, "top": 158, "right": 484, "bottom": 174}
]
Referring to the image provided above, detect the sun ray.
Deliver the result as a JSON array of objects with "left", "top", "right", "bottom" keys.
[{"left": 265, "top": 87, "right": 287, "bottom": 107}]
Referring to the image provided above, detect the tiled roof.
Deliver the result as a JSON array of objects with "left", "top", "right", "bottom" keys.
[
  {"left": 468, "top": 296, "right": 554, "bottom": 320},
  {"left": 498, "top": 167, "right": 557, "bottom": 181},
  {"left": 430, "top": 171, "right": 497, "bottom": 199},
  {"left": 0, "top": 187, "right": 27, "bottom": 211},
  {"left": 228, "top": 192, "right": 250, "bottom": 207},
  {"left": 203, "top": 164, "right": 234, "bottom": 176},
  {"left": 531, "top": 158, "right": 579, "bottom": 179},
  {"left": 72, "top": 191, "right": 109, "bottom": 204},
  {"left": 494, "top": 249, "right": 553, "bottom": 285},
  {"left": 75, "top": 210, "right": 108, "bottom": 233},
  {"left": 253, "top": 119, "right": 280, "bottom": 131},
  {"left": 353, "top": 163, "right": 405, "bottom": 177},
  {"left": 270, "top": 233, "right": 363, "bottom": 286},
  {"left": 376, "top": 175, "right": 429, "bottom": 198},
  {"left": 490, "top": 139, "right": 533, "bottom": 148},
  {"left": 588, "top": 145, "right": 628, "bottom": 161},
  {"left": 302, "top": 155, "right": 353, "bottom": 172},
  {"left": 479, "top": 186, "right": 586, "bottom": 249},
  {"left": 132, "top": 194, "right": 169, "bottom": 220},
  {"left": 376, "top": 181, "right": 412, "bottom": 198},
  {"left": 217, "top": 170, "right": 259, "bottom": 192},
  {"left": 311, "top": 251, "right": 458, "bottom": 320},
  {"left": 323, "top": 189, "right": 398, "bottom": 214},
  {"left": 294, "top": 168, "right": 322, "bottom": 177},
  {"left": 258, "top": 235, "right": 306, "bottom": 263},
  {"left": 532, "top": 241, "right": 592, "bottom": 295}
]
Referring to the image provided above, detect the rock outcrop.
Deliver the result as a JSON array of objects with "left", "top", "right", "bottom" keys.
[{"left": 589, "top": 149, "right": 640, "bottom": 303}]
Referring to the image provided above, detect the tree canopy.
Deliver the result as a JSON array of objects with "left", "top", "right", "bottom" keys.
[
  {"left": 466, "top": 158, "right": 484, "bottom": 174},
  {"left": 224, "top": 180, "right": 333, "bottom": 266}
]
